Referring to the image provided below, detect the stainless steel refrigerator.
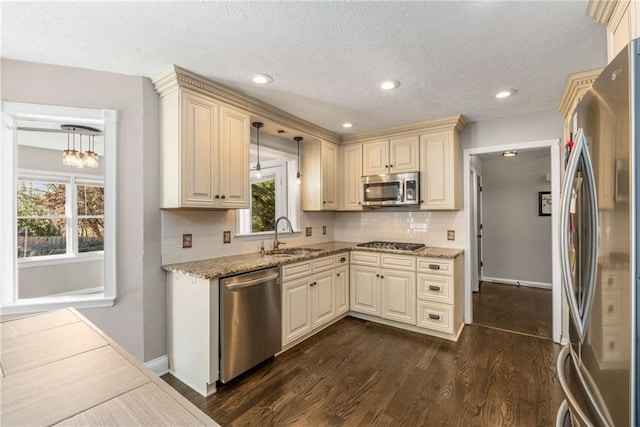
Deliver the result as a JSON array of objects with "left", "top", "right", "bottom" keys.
[{"left": 556, "top": 39, "right": 638, "bottom": 426}]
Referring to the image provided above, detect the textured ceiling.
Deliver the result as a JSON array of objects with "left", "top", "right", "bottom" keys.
[{"left": 2, "top": 1, "right": 607, "bottom": 135}]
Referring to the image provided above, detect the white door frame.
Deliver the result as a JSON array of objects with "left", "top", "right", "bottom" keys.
[{"left": 463, "top": 139, "right": 564, "bottom": 344}]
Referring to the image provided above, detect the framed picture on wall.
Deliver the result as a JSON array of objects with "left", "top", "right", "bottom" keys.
[{"left": 538, "top": 191, "right": 551, "bottom": 216}]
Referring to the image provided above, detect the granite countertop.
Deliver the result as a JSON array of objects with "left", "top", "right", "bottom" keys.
[{"left": 162, "top": 241, "right": 464, "bottom": 280}]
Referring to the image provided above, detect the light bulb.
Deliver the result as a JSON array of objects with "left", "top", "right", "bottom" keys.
[
  {"left": 296, "top": 171, "right": 301, "bottom": 184},
  {"left": 255, "top": 163, "right": 262, "bottom": 179}
]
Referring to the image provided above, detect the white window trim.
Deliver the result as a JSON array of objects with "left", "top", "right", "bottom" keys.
[
  {"left": 235, "top": 148, "right": 301, "bottom": 238},
  {"left": 1, "top": 101, "right": 117, "bottom": 315}
]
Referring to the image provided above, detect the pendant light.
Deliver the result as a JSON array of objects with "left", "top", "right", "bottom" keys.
[
  {"left": 62, "top": 132, "right": 80, "bottom": 167},
  {"left": 252, "top": 122, "right": 264, "bottom": 178},
  {"left": 61, "top": 125, "right": 101, "bottom": 168},
  {"left": 85, "top": 134, "right": 100, "bottom": 168},
  {"left": 294, "top": 136, "right": 303, "bottom": 184}
]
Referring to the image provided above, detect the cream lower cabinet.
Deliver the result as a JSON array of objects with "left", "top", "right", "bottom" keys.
[
  {"left": 335, "top": 253, "right": 350, "bottom": 315},
  {"left": 282, "top": 254, "right": 346, "bottom": 346},
  {"left": 416, "top": 256, "right": 464, "bottom": 340},
  {"left": 350, "top": 252, "right": 416, "bottom": 325}
]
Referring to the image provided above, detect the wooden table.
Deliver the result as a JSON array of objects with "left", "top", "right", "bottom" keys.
[{"left": 0, "top": 308, "right": 218, "bottom": 426}]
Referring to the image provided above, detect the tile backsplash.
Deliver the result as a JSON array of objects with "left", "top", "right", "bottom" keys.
[
  {"left": 333, "top": 210, "right": 465, "bottom": 248},
  {"left": 162, "top": 209, "right": 464, "bottom": 265}
]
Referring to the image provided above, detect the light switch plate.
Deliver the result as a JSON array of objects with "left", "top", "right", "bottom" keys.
[
  {"left": 306, "top": 227, "right": 312, "bottom": 237},
  {"left": 223, "top": 231, "right": 231, "bottom": 244},
  {"left": 182, "top": 234, "right": 192, "bottom": 248},
  {"left": 322, "top": 225, "right": 327, "bottom": 235},
  {"left": 447, "top": 230, "right": 455, "bottom": 241}
]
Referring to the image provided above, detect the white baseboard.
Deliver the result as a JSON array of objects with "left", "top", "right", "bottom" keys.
[
  {"left": 144, "top": 354, "right": 169, "bottom": 376},
  {"left": 481, "top": 276, "right": 552, "bottom": 290}
]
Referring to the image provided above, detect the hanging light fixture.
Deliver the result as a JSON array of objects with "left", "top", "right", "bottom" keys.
[
  {"left": 294, "top": 136, "right": 303, "bottom": 184},
  {"left": 61, "top": 125, "right": 101, "bottom": 169},
  {"left": 252, "top": 122, "right": 264, "bottom": 178}
]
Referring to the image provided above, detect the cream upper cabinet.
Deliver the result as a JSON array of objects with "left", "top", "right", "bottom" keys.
[
  {"left": 362, "top": 136, "right": 419, "bottom": 175},
  {"left": 158, "top": 88, "right": 249, "bottom": 209},
  {"left": 302, "top": 140, "right": 339, "bottom": 211},
  {"left": 419, "top": 129, "right": 461, "bottom": 210},
  {"left": 340, "top": 144, "right": 363, "bottom": 210},
  {"left": 588, "top": 0, "right": 639, "bottom": 63}
]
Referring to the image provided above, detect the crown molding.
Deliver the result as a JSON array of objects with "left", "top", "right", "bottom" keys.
[
  {"left": 341, "top": 115, "right": 466, "bottom": 144},
  {"left": 558, "top": 68, "right": 603, "bottom": 118},
  {"left": 152, "top": 65, "right": 341, "bottom": 144},
  {"left": 587, "top": 0, "right": 619, "bottom": 24}
]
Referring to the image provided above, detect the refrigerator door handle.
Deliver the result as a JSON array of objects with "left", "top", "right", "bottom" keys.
[
  {"left": 559, "top": 129, "right": 599, "bottom": 342},
  {"left": 557, "top": 346, "right": 596, "bottom": 427}
]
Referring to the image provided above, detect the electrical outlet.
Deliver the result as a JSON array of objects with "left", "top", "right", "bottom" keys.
[
  {"left": 447, "top": 230, "right": 455, "bottom": 241},
  {"left": 322, "top": 225, "right": 327, "bottom": 235},
  {"left": 223, "top": 230, "right": 231, "bottom": 244},
  {"left": 306, "top": 227, "right": 312, "bottom": 237},
  {"left": 182, "top": 234, "right": 192, "bottom": 248}
]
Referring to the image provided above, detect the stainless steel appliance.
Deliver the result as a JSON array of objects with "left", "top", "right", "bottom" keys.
[
  {"left": 220, "top": 267, "right": 281, "bottom": 383},
  {"left": 361, "top": 172, "right": 419, "bottom": 207},
  {"left": 556, "top": 39, "right": 638, "bottom": 426},
  {"left": 357, "top": 241, "right": 426, "bottom": 251}
]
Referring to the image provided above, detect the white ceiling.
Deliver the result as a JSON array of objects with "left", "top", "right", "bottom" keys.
[{"left": 2, "top": 1, "right": 607, "bottom": 136}]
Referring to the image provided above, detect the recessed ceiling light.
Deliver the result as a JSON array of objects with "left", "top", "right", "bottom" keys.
[
  {"left": 495, "top": 89, "right": 517, "bottom": 99},
  {"left": 380, "top": 79, "right": 401, "bottom": 90},
  {"left": 502, "top": 150, "right": 518, "bottom": 157},
  {"left": 342, "top": 122, "right": 353, "bottom": 128},
  {"left": 251, "top": 73, "right": 273, "bottom": 85}
]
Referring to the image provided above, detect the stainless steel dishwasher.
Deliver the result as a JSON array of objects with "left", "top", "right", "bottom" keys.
[{"left": 220, "top": 266, "right": 281, "bottom": 383}]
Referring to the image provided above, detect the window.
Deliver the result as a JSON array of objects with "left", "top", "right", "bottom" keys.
[
  {"left": 17, "top": 173, "right": 104, "bottom": 260},
  {"left": 237, "top": 152, "right": 300, "bottom": 236}
]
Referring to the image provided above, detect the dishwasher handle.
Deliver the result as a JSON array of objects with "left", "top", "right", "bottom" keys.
[{"left": 225, "top": 272, "right": 280, "bottom": 290}]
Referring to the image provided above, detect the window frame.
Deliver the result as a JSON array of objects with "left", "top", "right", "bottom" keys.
[
  {"left": 17, "top": 170, "right": 105, "bottom": 264},
  {"left": 1, "top": 102, "right": 117, "bottom": 315},
  {"left": 236, "top": 147, "right": 301, "bottom": 238}
]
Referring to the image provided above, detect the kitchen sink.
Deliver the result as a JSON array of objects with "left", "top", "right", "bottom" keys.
[{"left": 269, "top": 247, "right": 322, "bottom": 256}]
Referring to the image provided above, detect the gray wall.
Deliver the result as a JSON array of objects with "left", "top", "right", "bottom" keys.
[
  {"left": 2, "top": 59, "right": 163, "bottom": 362},
  {"left": 481, "top": 149, "right": 552, "bottom": 285}
]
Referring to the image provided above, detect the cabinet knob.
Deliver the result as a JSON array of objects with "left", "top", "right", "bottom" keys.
[
  {"left": 380, "top": 275, "right": 384, "bottom": 279},
  {"left": 385, "top": 165, "right": 389, "bottom": 168},
  {"left": 323, "top": 201, "right": 326, "bottom": 204},
  {"left": 376, "top": 274, "right": 380, "bottom": 278},
  {"left": 215, "top": 194, "right": 220, "bottom": 199},
  {"left": 336, "top": 273, "right": 341, "bottom": 277},
  {"left": 221, "top": 195, "right": 226, "bottom": 199},
  {"left": 358, "top": 202, "right": 361, "bottom": 205},
  {"left": 420, "top": 200, "right": 424, "bottom": 203},
  {"left": 389, "top": 164, "right": 393, "bottom": 167}
]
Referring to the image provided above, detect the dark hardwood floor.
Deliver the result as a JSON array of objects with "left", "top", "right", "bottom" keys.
[
  {"left": 473, "top": 281, "right": 553, "bottom": 339},
  {"left": 163, "top": 317, "right": 563, "bottom": 426}
]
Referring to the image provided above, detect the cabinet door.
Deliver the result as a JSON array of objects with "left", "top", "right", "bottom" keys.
[
  {"left": 321, "top": 142, "right": 338, "bottom": 209},
  {"left": 335, "top": 264, "right": 349, "bottom": 315},
  {"left": 350, "top": 265, "right": 380, "bottom": 316},
  {"left": 219, "top": 106, "right": 250, "bottom": 208},
  {"left": 420, "top": 130, "right": 460, "bottom": 210},
  {"left": 282, "top": 278, "right": 312, "bottom": 345},
  {"left": 341, "top": 144, "right": 363, "bottom": 210},
  {"left": 389, "top": 135, "right": 419, "bottom": 173},
  {"left": 312, "top": 271, "right": 335, "bottom": 328},
  {"left": 181, "top": 91, "right": 219, "bottom": 207},
  {"left": 362, "top": 140, "right": 389, "bottom": 175},
  {"left": 381, "top": 269, "right": 416, "bottom": 325}
]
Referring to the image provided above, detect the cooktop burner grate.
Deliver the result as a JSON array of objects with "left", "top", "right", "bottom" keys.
[{"left": 356, "top": 241, "right": 426, "bottom": 251}]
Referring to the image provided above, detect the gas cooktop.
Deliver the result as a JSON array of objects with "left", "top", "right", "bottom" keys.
[{"left": 356, "top": 241, "right": 426, "bottom": 252}]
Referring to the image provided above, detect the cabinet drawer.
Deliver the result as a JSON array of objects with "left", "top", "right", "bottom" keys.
[
  {"left": 281, "top": 261, "right": 312, "bottom": 281},
  {"left": 416, "top": 258, "right": 453, "bottom": 275},
  {"left": 417, "top": 274, "right": 453, "bottom": 304},
  {"left": 601, "top": 271, "right": 621, "bottom": 292},
  {"left": 335, "top": 253, "right": 349, "bottom": 266},
  {"left": 351, "top": 251, "right": 380, "bottom": 266},
  {"left": 381, "top": 254, "right": 416, "bottom": 271},
  {"left": 313, "top": 256, "right": 335, "bottom": 272},
  {"left": 416, "top": 301, "right": 454, "bottom": 334},
  {"left": 602, "top": 291, "right": 622, "bottom": 326}
]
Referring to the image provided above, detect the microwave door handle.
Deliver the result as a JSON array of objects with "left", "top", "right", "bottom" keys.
[{"left": 398, "top": 180, "right": 404, "bottom": 202}]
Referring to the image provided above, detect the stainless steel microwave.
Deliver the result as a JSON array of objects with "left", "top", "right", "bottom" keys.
[{"left": 361, "top": 172, "right": 419, "bottom": 207}]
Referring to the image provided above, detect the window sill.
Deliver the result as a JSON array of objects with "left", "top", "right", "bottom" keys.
[
  {"left": 0, "top": 294, "right": 115, "bottom": 316},
  {"left": 235, "top": 230, "right": 302, "bottom": 238},
  {"left": 18, "top": 252, "right": 104, "bottom": 268}
]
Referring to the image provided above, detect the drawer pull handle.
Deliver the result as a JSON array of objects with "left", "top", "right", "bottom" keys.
[
  {"left": 429, "top": 264, "right": 440, "bottom": 270},
  {"left": 340, "top": 257, "right": 347, "bottom": 262},
  {"left": 428, "top": 314, "right": 441, "bottom": 320},
  {"left": 428, "top": 285, "right": 441, "bottom": 292}
]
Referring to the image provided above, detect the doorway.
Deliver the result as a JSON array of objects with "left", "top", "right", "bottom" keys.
[{"left": 463, "top": 139, "right": 563, "bottom": 343}]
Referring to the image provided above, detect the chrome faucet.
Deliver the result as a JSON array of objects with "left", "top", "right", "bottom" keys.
[{"left": 273, "top": 216, "right": 294, "bottom": 250}]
